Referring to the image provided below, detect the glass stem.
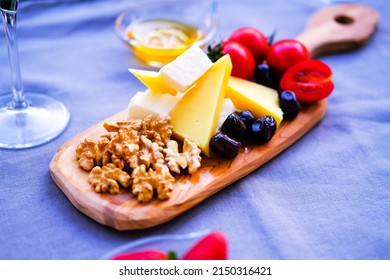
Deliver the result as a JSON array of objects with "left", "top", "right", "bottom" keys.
[{"left": 1, "top": 4, "right": 27, "bottom": 110}]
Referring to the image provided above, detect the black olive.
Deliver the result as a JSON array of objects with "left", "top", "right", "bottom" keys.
[
  {"left": 279, "top": 90, "right": 301, "bottom": 120},
  {"left": 209, "top": 132, "right": 241, "bottom": 159},
  {"left": 254, "top": 63, "right": 278, "bottom": 88},
  {"left": 238, "top": 110, "right": 255, "bottom": 131},
  {"left": 221, "top": 112, "right": 247, "bottom": 141},
  {"left": 251, "top": 116, "right": 277, "bottom": 144}
]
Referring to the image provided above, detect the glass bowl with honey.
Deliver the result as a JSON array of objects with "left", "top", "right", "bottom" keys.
[{"left": 115, "top": 0, "right": 218, "bottom": 67}]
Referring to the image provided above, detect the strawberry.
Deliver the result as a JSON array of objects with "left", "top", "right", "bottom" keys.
[
  {"left": 181, "top": 231, "right": 228, "bottom": 260},
  {"left": 111, "top": 249, "right": 169, "bottom": 260}
]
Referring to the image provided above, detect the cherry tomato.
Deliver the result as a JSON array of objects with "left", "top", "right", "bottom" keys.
[
  {"left": 280, "top": 60, "right": 334, "bottom": 102},
  {"left": 266, "top": 39, "right": 310, "bottom": 77},
  {"left": 111, "top": 249, "right": 168, "bottom": 260},
  {"left": 221, "top": 41, "right": 255, "bottom": 80},
  {"left": 228, "top": 27, "right": 269, "bottom": 64}
]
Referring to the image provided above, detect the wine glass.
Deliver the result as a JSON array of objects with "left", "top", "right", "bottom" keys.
[{"left": 0, "top": 0, "right": 70, "bottom": 149}]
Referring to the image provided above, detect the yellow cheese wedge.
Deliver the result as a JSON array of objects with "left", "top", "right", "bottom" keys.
[
  {"left": 226, "top": 76, "right": 283, "bottom": 126},
  {"left": 169, "top": 55, "right": 232, "bottom": 157},
  {"left": 128, "top": 68, "right": 177, "bottom": 95}
]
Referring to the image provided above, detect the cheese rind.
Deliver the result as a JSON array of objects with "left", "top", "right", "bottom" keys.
[
  {"left": 159, "top": 45, "right": 213, "bottom": 92},
  {"left": 127, "top": 90, "right": 184, "bottom": 120},
  {"left": 226, "top": 76, "right": 283, "bottom": 126},
  {"left": 128, "top": 68, "right": 177, "bottom": 95},
  {"left": 169, "top": 55, "right": 232, "bottom": 157}
]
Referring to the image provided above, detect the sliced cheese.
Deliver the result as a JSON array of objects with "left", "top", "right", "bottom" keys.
[
  {"left": 216, "top": 98, "right": 237, "bottom": 133},
  {"left": 226, "top": 76, "right": 283, "bottom": 126},
  {"left": 159, "top": 45, "right": 213, "bottom": 92},
  {"left": 127, "top": 90, "right": 184, "bottom": 120},
  {"left": 128, "top": 68, "right": 177, "bottom": 95},
  {"left": 169, "top": 54, "right": 232, "bottom": 157}
]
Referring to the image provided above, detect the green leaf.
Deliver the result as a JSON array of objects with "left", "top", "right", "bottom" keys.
[
  {"left": 167, "top": 251, "right": 179, "bottom": 260},
  {"left": 267, "top": 29, "right": 277, "bottom": 46}
]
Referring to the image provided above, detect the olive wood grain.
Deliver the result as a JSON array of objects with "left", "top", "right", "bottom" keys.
[
  {"left": 50, "top": 101, "right": 326, "bottom": 230},
  {"left": 50, "top": 3, "right": 378, "bottom": 230}
]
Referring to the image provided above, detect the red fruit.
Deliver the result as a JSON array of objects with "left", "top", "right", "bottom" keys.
[
  {"left": 280, "top": 60, "right": 334, "bottom": 102},
  {"left": 266, "top": 39, "right": 310, "bottom": 77},
  {"left": 111, "top": 249, "right": 168, "bottom": 260},
  {"left": 208, "top": 41, "right": 255, "bottom": 80},
  {"left": 228, "top": 27, "right": 269, "bottom": 64},
  {"left": 182, "top": 231, "right": 228, "bottom": 260}
]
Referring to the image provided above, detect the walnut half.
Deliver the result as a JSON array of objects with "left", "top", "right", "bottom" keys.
[
  {"left": 163, "top": 138, "right": 201, "bottom": 174},
  {"left": 88, "top": 163, "right": 131, "bottom": 194},
  {"left": 131, "top": 163, "right": 175, "bottom": 202},
  {"left": 131, "top": 164, "right": 154, "bottom": 202}
]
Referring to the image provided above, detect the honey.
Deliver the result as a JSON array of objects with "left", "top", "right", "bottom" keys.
[{"left": 126, "top": 19, "right": 205, "bottom": 67}]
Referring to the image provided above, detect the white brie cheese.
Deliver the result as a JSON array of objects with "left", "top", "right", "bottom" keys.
[
  {"left": 159, "top": 45, "right": 213, "bottom": 92},
  {"left": 127, "top": 90, "right": 184, "bottom": 120}
]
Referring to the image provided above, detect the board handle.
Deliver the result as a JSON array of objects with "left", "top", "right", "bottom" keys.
[{"left": 296, "top": 3, "right": 379, "bottom": 58}]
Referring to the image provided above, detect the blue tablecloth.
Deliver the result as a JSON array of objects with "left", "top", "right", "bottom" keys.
[{"left": 1, "top": 0, "right": 389, "bottom": 260}]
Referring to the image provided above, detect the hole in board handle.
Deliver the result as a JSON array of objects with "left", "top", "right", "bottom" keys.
[{"left": 334, "top": 14, "right": 354, "bottom": 25}]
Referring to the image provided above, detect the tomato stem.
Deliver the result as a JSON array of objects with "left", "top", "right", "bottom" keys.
[{"left": 267, "top": 29, "right": 277, "bottom": 46}]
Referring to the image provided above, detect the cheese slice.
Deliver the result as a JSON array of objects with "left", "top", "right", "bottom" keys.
[
  {"left": 159, "top": 45, "right": 213, "bottom": 92},
  {"left": 169, "top": 54, "right": 232, "bottom": 157},
  {"left": 127, "top": 90, "right": 184, "bottom": 120},
  {"left": 226, "top": 76, "right": 283, "bottom": 126},
  {"left": 128, "top": 68, "right": 177, "bottom": 95},
  {"left": 216, "top": 98, "right": 237, "bottom": 133}
]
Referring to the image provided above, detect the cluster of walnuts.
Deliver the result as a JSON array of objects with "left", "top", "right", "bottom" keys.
[{"left": 75, "top": 115, "right": 202, "bottom": 202}]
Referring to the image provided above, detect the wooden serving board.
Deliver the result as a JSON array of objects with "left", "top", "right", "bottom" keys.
[{"left": 50, "top": 3, "right": 379, "bottom": 230}]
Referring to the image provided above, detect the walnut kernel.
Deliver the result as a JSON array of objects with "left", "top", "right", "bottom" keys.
[{"left": 88, "top": 163, "right": 131, "bottom": 194}]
